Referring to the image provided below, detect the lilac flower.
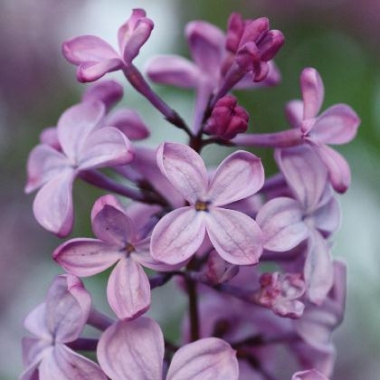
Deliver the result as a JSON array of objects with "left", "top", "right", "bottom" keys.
[
  {"left": 97, "top": 316, "right": 239, "bottom": 379},
  {"left": 292, "top": 369, "right": 329, "bottom": 380},
  {"left": 150, "top": 142, "right": 264, "bottom": 266},
  {"left": 62, "top": 9, "right": 153, "bottom": 82},
  {"left": 285, "top": 67, "right": 360, "bottom": 193},
  {"left": 254, "top": 272, "right": 306, "bottom": 318},
  {"left": 25, "top": 101, "right": 134, "bottom": 236},
  {"left": 21, "top": 275, "right": 106, "bottom": 380},
  {"left": 54, "top": 194, "right": 172, "bottom": 320},
  {"left": 257, "top": 145, "right": 339, "bottom": 303}
]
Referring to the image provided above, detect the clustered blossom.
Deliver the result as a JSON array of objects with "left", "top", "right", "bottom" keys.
[{"left": 22, "top": 7, "right": 359, "bottom": 380}]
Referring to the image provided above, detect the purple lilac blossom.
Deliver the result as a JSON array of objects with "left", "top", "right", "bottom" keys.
[
  {"left": 25, "top": 101, "right": 134, "bottom": 236},
  {"left": 150, "top": 142, "right": 264, "bottom": 266},
  {"left": 20, "top": 275, "right": 106, "bottom": 379},
  {"left": 97, "top": 316, "right": 239, "bottom": 380}
]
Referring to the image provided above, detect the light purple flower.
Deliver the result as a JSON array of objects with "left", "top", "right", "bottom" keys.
[
  {"left": 54, "top": 194, "right": 172, "bottom": 320},
  {"left": 63, "top": 9, "right": 154, "bottom": 82},
  {"left": 97, "top": 316, "right": 239, "bottom": 380},
  {"left": 285, "top": 67, "right": 360, "bottom": 193},
  {"left": 257, "top": 146, "right": 339, "bottom": 303},
  {"left": 25, "top": 101, "right": 134, "bottom": 236},
  {"left": 20, "top": 275, "right": 106, "bottom": 380},
  {"left": 150, "top": 143, "right": 264, "bottom": 266}
]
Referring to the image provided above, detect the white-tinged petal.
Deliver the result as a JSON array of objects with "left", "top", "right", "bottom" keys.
[
  {"left": 205, "top": 208, "right": 263, "bottom": 265},
  {"left": 256, "top": 197, "right": 309, "bottom": 252},
  {"left": 97, "top": 317, "right": 164, "bottom": 380},
  {"left": 57, "top": 101, "right": 105, "bottom": 162},
  {"left": 157, "top": 143, "right": 208, "bottom": 203},
  {"left": 33, "top": 168, "right": 76, "bottom": 237},
  {"left": 151, "top": 207, "right": 206, "bottom": 265},
  {"left": 107, "top": 258, "right": 151, "bottom": 320},
  {"left": 208, "top": 151, "right": 264, "bottom": 206},
  {"left": 167, "top": 338, "right": 239, "bottom": 380},
  {"left": 39, "top": 344, "right": 106, "bottom": 380},
  {"left": 304, "top": 231, "right": 334, "bottom": 305},
  {"left": 24, "top": 304, "right": 50, "bottom": 341},
  {"left": 53, "top": 238, "right": 121, "bottom": 277},
  {"left": 79, "top": 126, "right": 134, "bottom": 170},
  {"left": 25, "top": 145, "right": 69, "bottom": 193}
]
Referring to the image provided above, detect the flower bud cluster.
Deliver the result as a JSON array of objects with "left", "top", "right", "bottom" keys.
[{"left": 22, "top": 7, "right": 359, "bottom": 380}]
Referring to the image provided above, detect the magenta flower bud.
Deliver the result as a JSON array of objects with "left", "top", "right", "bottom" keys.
[{"left": 205, "top": 95, "right": 249, "bottom": 140}]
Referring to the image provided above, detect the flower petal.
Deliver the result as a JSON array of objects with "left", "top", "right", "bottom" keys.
[
  {"left": 97, "top": 317, "right": 164, "bottom": 380},
  {"left": 107, "top": 258, "right": 151, "bottom": 320},
  {"left": 292, "top": 369, "right": 329, "bottom": 380},
  {"left": 91, "top": 194, "right": 125, "bottom": 221},
  {"left": 106, "top": 109, "right": 150, "bottom": 140},
  {"left": 157, "top": 143, "right": 208, "bottom": 203},
  {"left": 33, "top": 168, "right": 76, "bottom": 237},
  {"left": 205, "top": 208, "right": 263, "bottom": 265},
  {"left": 79, "top": 126, "right": 134, "bottom": 170},
  {"left": 208, "top": 150, "right": 264, "bottom": 206},
  {"left": 300, "top": 68, "right": 324, "bottom": 120},
  {"left": 167, "top": 338, "right": 238, "bottom": 380},
  {"left": 53, "top": 238, "right": 121, "bottom": 277},
  {"left": 25, "top": 144, "right": 68, "bottom": 193},
  {"left": 150, "top": 207, "right": 206, "bottom": 265},
  {"left": 285, "top": 100, "right": 303, "bottom": 129},
  {"left": 77, "top": 58, "right": 124, "bottom": 82},
  {"left": 82, "top": 80, "right": 124, "bottom": 111},
  {"left": 24, "top": 304, "right": 50, "bottom": 340},
  {"left": 39, "top": 344, "right": 106, "bottom": 380},
  {"left": 57, "top": 101, "right": 105, "bottom": 161},
  {"left": 256, "top": 197, "right": 309, "bottom": 252},
  {"left": 311, "top": 104, "right": 360, "bottom": 144},
  {"left": 312, "top": 196, "right": 340, "bottom": 236},
  {"left": 146, "top": 55, "right": 200, "bottom": 88}
]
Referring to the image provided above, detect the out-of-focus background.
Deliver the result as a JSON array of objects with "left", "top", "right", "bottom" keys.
[{"left": 1, "top": 0, "right": 379, "bottom": 378}]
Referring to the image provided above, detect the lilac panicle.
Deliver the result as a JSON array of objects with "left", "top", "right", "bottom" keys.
[
  {"left": 25, "top": 101, "right": 134, "bottom": 236},
  {"left": 21, "top": 275, "right": 106, "bottom": 380},
  {"left": 97, "top": 316, "right": 239, "bottom": 380},
  {"left": 54, "top": 194, "right": 174, "bottom": 320},
  {"left": 150, "top": 142, "right": 264, "bottom": 266},
  {"left": 63, "top": 8, "right": 153, "bottom": 82}
]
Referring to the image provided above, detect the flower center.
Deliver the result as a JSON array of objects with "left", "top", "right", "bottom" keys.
[
  {"left": 125, "top": 243, "right": 136, "bottom": 256},
  {"left": 195, "top": 200, "right": 209, "bottom": 212}
]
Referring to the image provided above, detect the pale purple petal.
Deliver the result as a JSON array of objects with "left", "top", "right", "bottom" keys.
[
  {"left": 300, "top": 68, "right": 324, "bottom": 120},
  {"left": 312, "top": 143, "right": 351, "bottom": 193},
  {"left": 167, "top": 338, "right": 238, "bottom": 380},
  {"left": 117, "top": 9, "right": 148, "bottom": 51},
  {"left": 107, "top": 258, "right": 151, "bottom": 320},
  {"left": 39, "top": 127, "right": 61, "bottom": 150},
  {"left": 185, "top": 21, "right": 225, "bottom": 76},
  {"left": 150, "top": 207, "right": 206, "bottom": 265},
  {"left": 33, "top": 168, "right": 76, "bottom": 237},
  {"left": 76, "top": 58, "right": 124, "bottom": 82},
  {"left": 22, "top": 336, "right": 49, "bottom": 369},
  {"left": 39, "top": 344, "right": 106, "bottom": 380},
  {"left": 256, "top": 197, "right": 309, "bottom": 252},
  {"left": 92, "top": 204, "right": 136, "bottom": 245},
  {"left": 79, "top": 126, "right": 134, "bottom": 170},
  {"left": 25, "top": 144, "right": 69, "bottom": 193},
  {"left": 82, "top": 80, "right": 124, "bottom": 111},
  {"left": 106, "top": 109, "right": 150, "bottom": 140},
  {"left": 157, "top": 143, "right": 208, "bottom": 203},
  {"left": 205, "top": 208, "right": 263, "bottom": 265},
  {"left": 208, "top": 151, "right": 264, "bottom": 206},
  {"left": 63, "top": 35, "right": 119, "bottom": 64},
  {"left": 146, "top": 55, "right": 200, "bottom": 88},
  {"left": 276, "top": 146, "right": 328, "bottom": 212},
  {"left": 311, "top": 104, "right": 360, "bottom": 144},
  {"left": 91, "top": 194, "right": 125, "bottom": 222},
  {"left": 285, "top": 100, "right": 303, "bottom": 129},
  {"left": 24, "top": 304, "right": 50, "bottom": 340},
  {"left": 312, "top": 197, "right": 340, "bottom": 235},
  {"left": 97, "top": 317, "right": 164, "bottom": 380},
  {"left": 57, "top": 101, "right": 105, "bottom": 161},
  {"left": 45, "top": 275, "right": 91, "bottom": 342},
  {"left": 53, "top": 238, "right": 121, "bottom": 277},
  {"left": 292, "top": 369, "right": 329, "bottom": 380},
  {"left": 304, "top": 231, "right": 334, "bottom": 304}
]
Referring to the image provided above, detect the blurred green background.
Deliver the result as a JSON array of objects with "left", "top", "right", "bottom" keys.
[{"left": 1, "top": 0, "right": 379, "bottom": 378}]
